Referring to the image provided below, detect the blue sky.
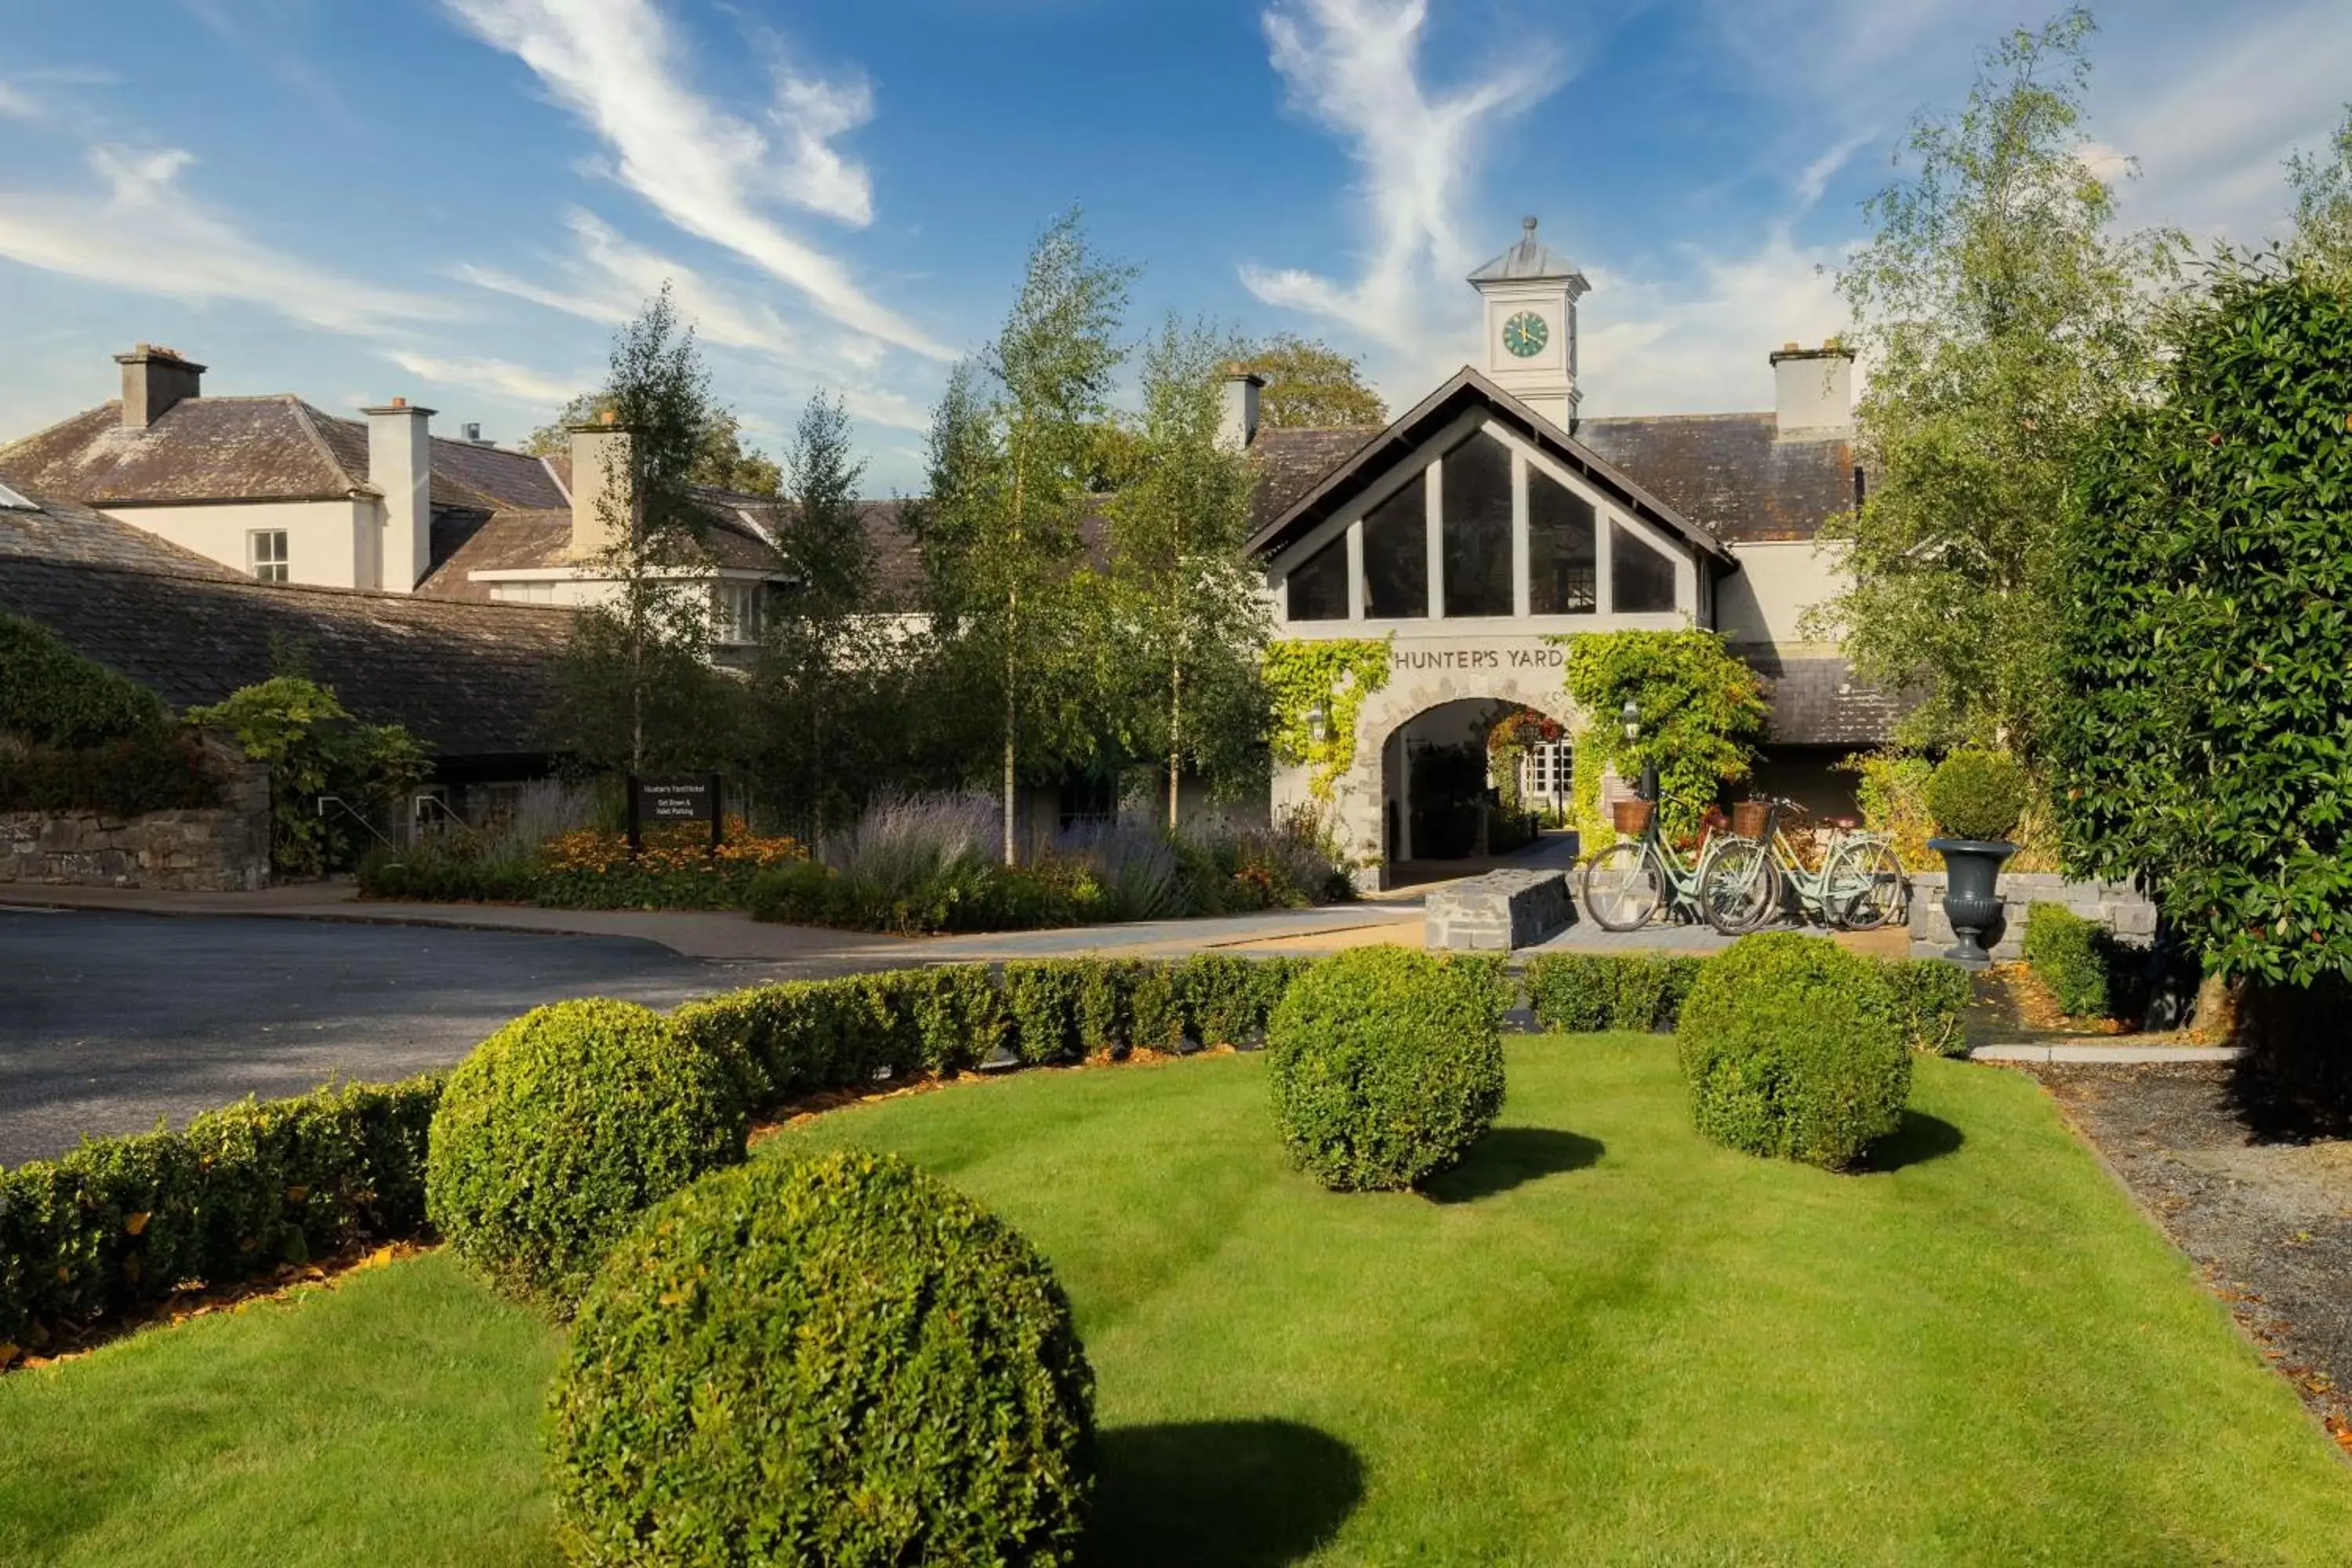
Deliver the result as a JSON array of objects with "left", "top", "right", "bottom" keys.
[{"left": 2, "top": 0, "right": 2345, "bottom": 489}]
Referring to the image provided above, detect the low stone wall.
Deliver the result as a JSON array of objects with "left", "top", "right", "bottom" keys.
[
  {"left": 1908, "top": 870, "right": 2155, "bottom": 963},
  {"left": 0, "top": 757, "right": 270, "bottom": 892},
  {"left": 1426, "top": 868, "right": 1573, "bottom": 952}
]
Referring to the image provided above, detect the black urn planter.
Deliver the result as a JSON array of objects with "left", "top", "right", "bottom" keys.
[{"left": 1927, "top": 837, "right": 2017, "bottom": 969}]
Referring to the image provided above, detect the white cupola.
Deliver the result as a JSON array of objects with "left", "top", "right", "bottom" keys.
[{"left": 1468, "top": 216, "right": 1590, "bottom": 433}]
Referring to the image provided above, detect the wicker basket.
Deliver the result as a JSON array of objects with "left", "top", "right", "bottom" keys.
[
  {"left": 1611, "top": 800, "right": 1653, "bottom": 835},
  {"left": 1731, "top": 800, "right": 1771, "bottom": 838}
]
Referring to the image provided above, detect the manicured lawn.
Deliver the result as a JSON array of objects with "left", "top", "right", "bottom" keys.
[{"left": 4, "top": 1038, "right": 2348, "bottom": 1564}]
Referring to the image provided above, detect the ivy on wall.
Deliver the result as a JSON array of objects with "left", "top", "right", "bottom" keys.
[
  {"left": 1485, "top": 707, "right": 1565, "bottom": 817},
  {"left": 1558, "top": 629, "right": 1768, "bottom": 844},
  {"left": 1264, "top": 637, "right": 1392, "bottom": 800}
]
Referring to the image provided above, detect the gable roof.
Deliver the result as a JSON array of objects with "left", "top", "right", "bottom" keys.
[
  {"left": 1246, "top": 366, "right": 1733, "bottom": 565},
  {"left": 1577, "top": 413, "right": 1857, "bottom": 544}
]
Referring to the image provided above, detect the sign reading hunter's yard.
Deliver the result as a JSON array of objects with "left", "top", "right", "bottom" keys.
[
  {"left": 1391, "top": 644, "right": 1567, "bottom": 673},
  {"left": 626, "top": 775, "right": 724, "bottom": 855}
]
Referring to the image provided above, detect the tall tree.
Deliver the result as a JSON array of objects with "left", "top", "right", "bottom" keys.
[
  {"left": 1247, "top": 333, "right": 1388, "bottom": 429},
  {"left": 1804, "top": 9, "right": 2182, "bottom": 760},
  {"left": 2285, "top": 103, "right": 2352, "bottom": 281},
  {"left": 524, "top": 395, "right": 782, "bottom": 496},
  {"left": 916, "top": 209, "right": 1134, "bottom": 863},
  {"left": 544, "top": 287, "right": 745, "bottom": 778},
  {"left": 1105, "top": 318, "right": 1269, "bottom": 827}
]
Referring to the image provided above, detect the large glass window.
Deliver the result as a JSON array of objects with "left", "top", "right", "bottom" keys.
[
  {"left": 1285, "top": 535, "right": 1349, "bottom": 621},
  {"left": 1527, "top": 466, "right": 1596, "bottom": 615},
  {"left": 1441, "top": 432, "right": 1514, "bottom": 617},
  {"left": 1610, "top": 521, "right": 1679, "bottom": 613},
  {"left": 1359, "top": 473, "right": 1427, "bottom": 618}
]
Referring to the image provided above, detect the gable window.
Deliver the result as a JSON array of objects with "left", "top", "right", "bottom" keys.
[
  {"left": 1285, "top": 534, "right": 1349, "bottom": 621},
  {"left": 712, "top": 579, "right": 762, "bottom": 644},
  {"left": 1610, "top": 521, "right": 1678, "bottom": 613},
  {"left": 1440, "top": 431, "right": 1513, "bottom": 617},
  {"left": 249, "top": 530, "right": 289, "bottom": 583},
  {"left": 1527, "top": 465, "right": 1596, "bottom": 615},
  {"left": 1359, "top": 471, "right": 1427, "bottom": 619}
]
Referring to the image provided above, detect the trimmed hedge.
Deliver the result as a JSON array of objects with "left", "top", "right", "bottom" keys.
[
  {"left": 1675, "top": 932, "right": 1912, "bottom": 1171},
  {"left": 549, "top": 1149, "right": 1095, "bottom": 1566},
  {"left": 0, "top": 1076, "right": 440, "bottom": 1355},
  {"left": 1526, "top": 949, "right": 1973, "bottom": 1057},
  {"left": 1266, "top": 949, "right": 1508, "bottom": 1192},
  {"left": 426, "top": 1000, "right": 749, "bottom": 1313},
  {"left": 2023, "top": 902, "right": 2114, "bottom": 1018},
  {"left": 1885, "top": 959, "right": 1975, "bottom": 1058},
  {"left": 1925, "top": 749, "right": 2029, "bottom": 844},
  {"left": 0, "top": 731, "right": 221, "bottom": 816},
  {"left": 0, "top": 611, "right": 166, "bottom": 748}
]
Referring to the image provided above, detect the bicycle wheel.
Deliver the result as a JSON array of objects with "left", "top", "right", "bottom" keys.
[
  {"left": 1824, "top": 840, "right": 1908, "bottom": 931},
  {"left": 1581, "top": 841, "right": 1666, "bottom": 931},
  {"left": 1697, "top": 837, "right": 1780, "bottom": 934}
]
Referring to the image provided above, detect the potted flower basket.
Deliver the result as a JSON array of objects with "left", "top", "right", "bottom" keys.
[{"left": 1923, "top": 750, "right": 2029, "bottom": 969}]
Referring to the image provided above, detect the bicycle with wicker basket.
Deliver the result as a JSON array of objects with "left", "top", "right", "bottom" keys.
[
  {"left": 1578, "top": 794, "right": 1764, "bottom": 933},
  {"left": 1694, "top": 797, "right": 1908, "bottom": 935}
]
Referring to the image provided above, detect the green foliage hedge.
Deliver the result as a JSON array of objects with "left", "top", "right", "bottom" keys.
[
  {"left": 1527, "top": 949, "right": 1973, "bottom": 1057},
  {"left": 1675, "top": 933, "right": 1912, "bottom": 1170},
  {"left": 0, "top": 612, "right": 165, "bottom": 748},
  {"left": 1266, "top": 949, "right": 1507, "bottom": 1192},
  {"left": 0, "top": 1076, "right": 439, "bottom": 1355},
  {"left": 1883, "top": 959, "right": 1976, "bottom": 1058},
  {"left": 0, "top": 732, "right": 220, "bottom": 816},
  {"left": 2024, "top": 902, "right": 2114, "bottom": 1018},
  {"left": 425, "top": 1000, "right": 748, "bottom": 1314},
  {"left": 1924, "top": 749, "right": 2030, "bottom": 843},
  {"left": 549, "top": 1148, "right": 1095, "bottom": 1566},
  {"left": 1563, "top": 629, "right": 1769, "bottom": 845}
]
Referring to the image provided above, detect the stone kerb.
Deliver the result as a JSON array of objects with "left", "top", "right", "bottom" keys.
[
  {"left": 1425, "top": 868, "right": 1573, "bottom": 952},
  {"left": 1907, "top": 870, "right": 2156, "bottom": 963}
]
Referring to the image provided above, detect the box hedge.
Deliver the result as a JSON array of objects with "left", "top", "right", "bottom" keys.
[
  {"left": 2023, "top": 902, "right": 2113, "bottom": 1018},
  {"left": 1527, "top": 949, "right": 1972, "bottom": 1057},
  {"left": 548, "top": 1148, "right": 1095, "bottom": 1566}
]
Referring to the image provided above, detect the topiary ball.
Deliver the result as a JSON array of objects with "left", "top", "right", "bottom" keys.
[
  {"left": 426, "top": 998, "right": 747, "bottom": 1312},
  {"left": 1923, "top": 748, "right": 2029, "bottom": 843},
  {"left": 1265, "top": 947, "right": 1506, "bottom": 1191},
  {"left": 547, "top": 1148, "right": 1095, "bottom": 1567},
  {"left": 1675, "top": 932, "right": 1911, "bottom": 1170}
]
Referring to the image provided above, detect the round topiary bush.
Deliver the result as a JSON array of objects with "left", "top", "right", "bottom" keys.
[
  {"left": 1265, "top": 947, "right": 1506, "bottom": 1191},
  {"left": 1923, "top": 748, "right": 2029, "bottom": 843},
  {"left": 1675, "top": 932, "right": 1911, "bottom": 1170},
  {"left": 547, "top": 1147, "right": 1095, "bottom": 1567},
  {"left": 426, "top": 998, "right": 747, "bottom": 1312}
]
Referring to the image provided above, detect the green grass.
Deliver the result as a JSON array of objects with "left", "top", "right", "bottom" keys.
[{"left": 4, "top": 1038, "right": 2347, "bottom": 1565}]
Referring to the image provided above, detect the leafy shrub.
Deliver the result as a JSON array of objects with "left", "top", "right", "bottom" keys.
[
  {"left": 0, "top": 731, "right": 220, "bottom": 816},
  {"left": 1179, "top": 953, "right": 1307, "bottom": 1048},
  {"left": 1563, "top": 629, "right": 1769, "bottom": 846},
  {"left": 187, "top": 676, "right": 430, "bottom": 877},
  {"left": 0, "top": 1076, "right": 439, "bottom": 1354},
  {"left": 548, "top": 1148, "right": 1095, "bottom": 1566},
  {"left": 1675, "top": 932, "right": 1911, "bottom": 1170},
  {"left": 0, "top": 611, "right": 165, "bottom": 747},
  {"left": 1526, "top": 953, "right": 1706, "bottom": 1033},
  {"left": 425, "top": 999, "right": 748, "bottom": 1312},
  {"left": 1265, "top": 947, "right": 1505, "bottom": 1191},
  {"left": 1883, "top": 958, "right": 1976, "bottom": 1057},
  {"left": 2024, "top": 902, "right": 2114, "bottom": 1018},
  {"left": 1923, "top": 749, "right": 2029, "bottom": 844},
  {"left": 745, "top": 857, "right": 842, "bottom": 924}
]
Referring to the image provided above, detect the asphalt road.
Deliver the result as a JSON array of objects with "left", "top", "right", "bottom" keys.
[{"left": 0, "top": 909, "right": 756, "bottom": 1166}]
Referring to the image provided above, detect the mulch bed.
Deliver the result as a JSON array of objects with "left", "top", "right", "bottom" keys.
[{"left": 2027, "top": 1061, "right": 2352, "bottom": 1457}]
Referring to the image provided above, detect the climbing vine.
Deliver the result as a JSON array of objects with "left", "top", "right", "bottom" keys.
[
  {"left": 1263, "top": 637, "right": 1392, "bottom": 800},
  {"left": 1484, "top": 706, "right": 1566, "bottom": 816},
  {"left": 1557, "top": 629, "right": 1767, "bottom": 844}
]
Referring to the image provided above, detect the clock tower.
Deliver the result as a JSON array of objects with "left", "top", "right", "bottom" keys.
[{"left": 1469, "top": 216, "right": 1589, "bottom": 433}]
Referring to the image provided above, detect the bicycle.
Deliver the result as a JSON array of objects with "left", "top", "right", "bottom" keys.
[
  {"left": 1579, "top": 793, "right": 1769, "bottom": 933},
  {"left": 1695, "top": 797, "right": 1907, "bottom": 935}
]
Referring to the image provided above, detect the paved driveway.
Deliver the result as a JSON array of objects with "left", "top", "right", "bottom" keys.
[{"left": 0, "top": 909, "right": 758, "bottom": 1166}]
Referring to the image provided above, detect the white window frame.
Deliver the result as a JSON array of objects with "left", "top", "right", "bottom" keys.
[
  {"left": 249, "top": 529, "right": 289, "bottom": 583},
  {"left": 711, "top": 578, "right": 761, "bottom": 646}
]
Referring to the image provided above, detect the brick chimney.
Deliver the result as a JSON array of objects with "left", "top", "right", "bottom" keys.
[
  {"left": 568, "top": 412, "right": 638, "bottom": 561},
  {"left": 362, "top": 396, "right": 436, "bottom": 592},
  {"left": 1769, "top": 340, "right": 1856, "bottom": 441},
  {"left": 114, "top": 344, "right": 205, "bottom": 430},
  {"left": 1218, "top": 364, "right": 1266, "bottom": 452}
]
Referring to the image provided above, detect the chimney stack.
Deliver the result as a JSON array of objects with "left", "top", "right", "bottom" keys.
[
  {"left": 362, "top": 397, "right": 436, "bottom": 592},
  {"left": 1218, "top": 364, "right": 1265, "bottom": 453},
  {"left": 568, "top": 413, "right": 639, "bottom": 561},
  {"left": 1769, "top": 339, "right": 1856, "bottom": 441},
  {"left": 114, "top": 343, "right": 205, "bottom": 430}
]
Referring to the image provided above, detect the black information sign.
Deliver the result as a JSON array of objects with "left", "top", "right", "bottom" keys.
[{"left": 626, "top": 774, "right": 723, "bottom": 855}]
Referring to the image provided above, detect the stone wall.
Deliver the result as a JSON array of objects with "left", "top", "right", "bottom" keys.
[
  {"left": 1908, "top": 871, "right": 2156, "bottom": 963},
  {"left": 1426, "top": 868, "right": 1573, "bottom": 952},
  {"left": 0, "top": 752, "right": 269, "bottom": 892}
]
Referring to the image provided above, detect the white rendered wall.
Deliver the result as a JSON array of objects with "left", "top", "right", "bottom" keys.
[
  {"left": 1717, "top": 539, "right": 1849, "bottom": 648},
  {"left": 101, "top": 500, "right": 372, "bottom": 589}
]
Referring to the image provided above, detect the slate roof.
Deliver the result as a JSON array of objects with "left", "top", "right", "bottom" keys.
[
  {"left": 1736, "top": 646, "right": 1907, "bottom": 747},
  {"left": 1577, "top": 413, "right": 1858, "bottom": 544},
  {"left": 0, "top": 492, "right": 573, "bottom": 760},
  {"left": 1468, "top": 217, "right": 1587, "bottom": 285},
  {"left": 1248, "top": 426, "right": 1378, "bottom": 532},
  {"left": 412, "top": 486, "right": 791, "bottom": 602}
]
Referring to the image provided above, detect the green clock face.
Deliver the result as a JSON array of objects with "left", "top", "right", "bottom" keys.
[{"left": 1502, "top": 310, "right": 1549, "bottom": 359}]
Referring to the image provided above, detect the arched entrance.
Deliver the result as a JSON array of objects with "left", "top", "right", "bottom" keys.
[{"left": 1377, "top": 698, "right": 1577, "bottom": 887}]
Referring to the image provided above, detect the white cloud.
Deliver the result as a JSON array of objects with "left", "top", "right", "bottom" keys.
[
  {"left": 382, "top": 350, "right": 585, "bottom": 407},
  {"left": 1579, "top": 230, "right": 1848, "bottom": 418},
  {"left": 442, "top": 0, "right": 949, "bottom": 361},
  {"left": 0, "top": 144, "right": 460, "bottom": 336},
  {"left": 459, "top": 208, "right": 795, "bottom": 354},
  {"left": 1240, "top": 0, "right": 1562, "bottom": 361},
  {"left": 770, "top": 69, "right": 876, "bottom": 227},
  {"left": 0, "top": 82, "right": 41, "bottom": 122}
]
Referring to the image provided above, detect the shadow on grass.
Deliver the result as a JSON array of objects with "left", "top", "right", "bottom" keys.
[
  {"left": 1864, "top": 1109, "right": 1965, "bottom": 1172},
  {"left": 1424, "top": 1127, "right": 1605, "bottom": 1204},
  {"left": 1085, "top": 1418, "right": 1364, "bottom": 1566}
]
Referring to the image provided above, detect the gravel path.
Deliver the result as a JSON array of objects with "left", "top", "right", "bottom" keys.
[{"left": 2031, "top": 1062, "right": 2352, "bottom": 1451}]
